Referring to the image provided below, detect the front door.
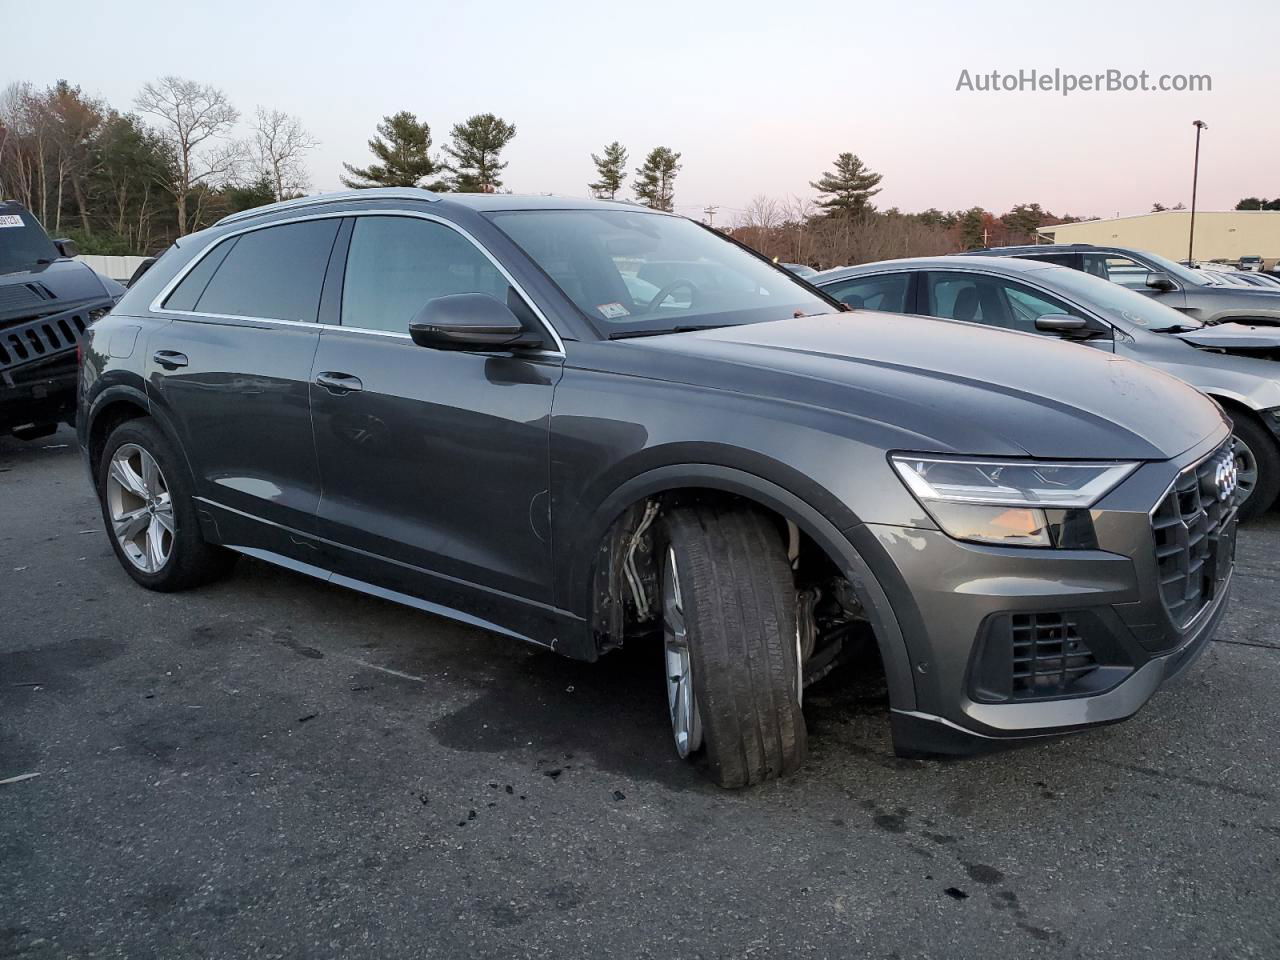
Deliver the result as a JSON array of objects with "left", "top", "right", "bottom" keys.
[{"left": 308, "top": 214, "right": 561, "bottom": 634}]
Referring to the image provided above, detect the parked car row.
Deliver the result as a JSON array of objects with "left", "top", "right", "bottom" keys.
[{"left": 74, "top": 189, "right": 1246, "bottom": 788}]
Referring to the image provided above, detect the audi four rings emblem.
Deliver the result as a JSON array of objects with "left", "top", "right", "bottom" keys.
[{"left": 1214, "top": 452, "right": 1239, "bottom": 503}]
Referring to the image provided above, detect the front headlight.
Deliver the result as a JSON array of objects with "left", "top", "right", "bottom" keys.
[{"left": 890, "top": 455, "right": 1138, "bottom": 547}]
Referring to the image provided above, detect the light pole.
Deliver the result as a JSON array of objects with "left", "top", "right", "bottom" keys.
[{"left": 1188, "top": 120, "right": 1208, "bottom": 263}]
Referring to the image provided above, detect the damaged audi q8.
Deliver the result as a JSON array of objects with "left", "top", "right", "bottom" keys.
[{"left": 79, "top": 190, "right": 1239, "bottom": 787}]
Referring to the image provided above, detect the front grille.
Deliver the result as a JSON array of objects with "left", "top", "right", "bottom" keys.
[
  {"left": 1009, "top": 612, "right": 1098, "bottom": 697},
  {"left": 0, "top": 310, "right": 90, "bottom": 373},
  {"left": 1152, "top": 442, "right": 1237, "bottom": 628}
]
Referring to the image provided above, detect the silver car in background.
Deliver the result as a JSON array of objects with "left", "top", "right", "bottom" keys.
[{"left": 813, "top": 256, "right": 1280, "bottom": 519}]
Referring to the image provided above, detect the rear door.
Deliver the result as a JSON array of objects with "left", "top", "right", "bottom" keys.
[
  {"left": 146, "top": 217, "right": 340, "bottom": 550},
  {"left": 308, "top": 213, "right": 561, "bottom": 635}
]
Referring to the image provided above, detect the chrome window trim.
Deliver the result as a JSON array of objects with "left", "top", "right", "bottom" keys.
[{"left": 149, "top": 208, "right": 567, "bottom": 357}]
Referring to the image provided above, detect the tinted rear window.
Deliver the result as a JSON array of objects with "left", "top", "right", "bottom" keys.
[{"left": 188, "top": 219, "right": 340, "bottom": 323}]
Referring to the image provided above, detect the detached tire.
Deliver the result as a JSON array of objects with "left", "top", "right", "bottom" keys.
[
  {"left": 97, "top": 417, "right": 235, "bottom": 591},
  {"left": 1227, "top": 413, "right": 1280, "bottom": 522},
  {"left": 661, "top": 504, "right": 807, "bottom": 788}
]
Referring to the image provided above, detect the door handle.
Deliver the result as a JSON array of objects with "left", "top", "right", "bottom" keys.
[
  {"left": 315, "top": 371, "right": 364, "bottom": 395},
  {"left": 152, "top": 350, "right": 188, "bottom": 369}
]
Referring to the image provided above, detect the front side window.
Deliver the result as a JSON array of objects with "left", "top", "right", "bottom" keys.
[
  {"left": 178, "top": 218, "right": 339, "bottom": 322},
  {"left": 488, "top": 209, "right": 836, "bottom": 336},
  {"left": 923, "top": 272, "right": 1089, "bottom": 335},
  {"left": 821, "top": 273, "right": 910, "bottom": 312},
  {"left": 1082, "top": 253, "right": 1150, "bottom": 290},
  {"left": 341, "top": 216, "right": 509, "bottom": 333}
]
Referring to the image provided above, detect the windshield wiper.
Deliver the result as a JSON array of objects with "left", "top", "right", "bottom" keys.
[{"left": 608, "top": 324, "right": 731, "bottom": 340}]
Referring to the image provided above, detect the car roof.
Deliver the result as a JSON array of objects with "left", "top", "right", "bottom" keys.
[
  {"left": 965, "top": 243, "right": 1099, "bottom": 255},
  {"left": 215, "top": 188, "right": 662, "bottom": 227},
  {"left": 813, "top": 255, "right": 1060, "bottom": 282}
]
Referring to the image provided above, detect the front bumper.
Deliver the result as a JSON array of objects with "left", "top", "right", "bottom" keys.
[
  {"left": 1, "top": 299, "right": 102, "bottom": 434},
  {"left": 0, "top": 352, "right": 78, "bottom": 433},
  {"left": 855, "top": 431, "right": 1236, "bottom": 756}
]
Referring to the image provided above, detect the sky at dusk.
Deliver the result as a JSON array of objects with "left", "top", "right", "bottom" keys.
[{"left": 4, "top": 0, "right": 1276, "bottom": 223}]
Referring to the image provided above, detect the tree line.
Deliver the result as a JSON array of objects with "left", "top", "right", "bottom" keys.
[
  {"left": 1, "top": 75, "right": 1094, "bottom": 267},
  {"left": 0, "top": 77, "right": 322, "bottom": 254},
  {"left": 731, "top": 152, "right": 1085, "bottom": 268}
]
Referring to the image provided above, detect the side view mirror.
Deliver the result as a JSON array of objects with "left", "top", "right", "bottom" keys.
[
  {"left": 1145, "top": 272, "right": 1176, "bottom": 291},
  {"left": 53, "top": 238, "right": 79, "bottom": 259},
  {"left": 408, "top": 293, "right": 543, "bottom": 352},
  {"left": 1035, "top": 314, "right": 1101, "bottom": 339}
]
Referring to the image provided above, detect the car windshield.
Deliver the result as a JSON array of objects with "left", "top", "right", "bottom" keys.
[
  {"left": 1042, "top": 264, "right": 1204, "bottom": 331},
  {"left": 487, "top": 208, "right": 836, "bottom": 336},
  {"left": 0, "top": 208, "right": 61, "bottom": 276}
]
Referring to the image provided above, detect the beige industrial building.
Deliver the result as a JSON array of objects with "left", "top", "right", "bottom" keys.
[{"left": 1036, "top": 210, "right": 1280, "bottom": 268}]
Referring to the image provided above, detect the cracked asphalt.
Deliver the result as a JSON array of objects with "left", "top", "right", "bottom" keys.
[{"left": 2, "top": 428, "right": 1279, "bottom": 958}]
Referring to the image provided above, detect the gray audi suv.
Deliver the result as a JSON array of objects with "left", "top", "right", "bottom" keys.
[
  {"left": 812, "top": 255, "right": 1280, "bottom": 520},
  {"left": 79, "top": 189, "right": 1238, "bottom": 786}
]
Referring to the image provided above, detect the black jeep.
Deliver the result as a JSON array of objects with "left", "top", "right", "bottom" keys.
[{"left": 1, "top": 201, "right": 123, "bottom": 440}]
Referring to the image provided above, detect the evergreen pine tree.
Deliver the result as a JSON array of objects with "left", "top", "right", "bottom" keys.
[
  {"left": 809, "top": 152, "right": 882, "bottom": 217},
  {"left": 589, "top": 141, "right": 628, "bottom": 199},
  {"left": 341, "top": 111, "right": 439, "bottom": 188},
  {"left": 633, "top": 146, "right": 681, "bottom": 212},
  {"left": 443, "top": 113, "right": 516, "bottom": 192}
]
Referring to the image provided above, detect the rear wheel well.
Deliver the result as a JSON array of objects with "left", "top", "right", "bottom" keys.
[
  {"left": 589, "top": 486, "right": 877, "bottom": 681},
  {"left": 88, "top": 399, "right": 148, "bottom": 477}
]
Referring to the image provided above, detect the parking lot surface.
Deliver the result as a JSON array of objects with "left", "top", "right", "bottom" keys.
[{"left": 2, "top": 428, "right": 1279, "bottom": 959}]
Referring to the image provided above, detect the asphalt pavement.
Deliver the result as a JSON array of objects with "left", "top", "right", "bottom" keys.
[{"left": 2, "top": 427, "right": 1278, "bottom": 959}]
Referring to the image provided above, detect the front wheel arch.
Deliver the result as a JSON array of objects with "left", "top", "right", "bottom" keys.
[{"left": 573, "top": 463, "right": 918, "bottom": 714}]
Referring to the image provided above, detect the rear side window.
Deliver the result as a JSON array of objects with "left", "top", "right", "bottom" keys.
[
  {"left": 340, "top": 216, "right": 508, "bottom": 333},
  {"left": 821, "top": 273, "right": 910, "bottom": 312},
  {"left": 174, "top": 219, "right": 339, "bottom": 322},
  {"left": 163, "top": 239, "right": 235, "bottom": 311}
]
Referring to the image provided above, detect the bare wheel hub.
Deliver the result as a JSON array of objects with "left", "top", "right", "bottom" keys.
[{"left": 663, "top": 546, "right": 703, "bottom": 758}]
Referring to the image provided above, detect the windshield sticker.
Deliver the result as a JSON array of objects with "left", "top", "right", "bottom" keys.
[
  {"left": 597, "top": 302, "right": 630, "bottom": 319},
  {"left": 0, "top": 215, "right": 25, "bottom": 228}
]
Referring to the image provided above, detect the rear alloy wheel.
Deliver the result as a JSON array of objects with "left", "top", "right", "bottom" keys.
[
  {"left": 1227, "top": 413, "right": 1280, "bottom": 521},
  {"left": 97, "top": 418, "right": 235, "bottom": 591},
  {"left": 660, "top": 504, "right": 807, "bottom": 787},
  {"left": 106, "top": 443, "right": 174, "bottom": 574}
]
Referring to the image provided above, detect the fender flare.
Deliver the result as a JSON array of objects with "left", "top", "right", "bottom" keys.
[
  {"left": 84, "top": 382, "right": 196, "bottom": 490},
  {"left": 572, "top": 462, "right": 917, "bottom": 712}
]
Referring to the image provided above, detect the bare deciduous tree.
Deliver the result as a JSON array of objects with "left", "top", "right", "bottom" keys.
[
  {"left": 252, "top": 107, "right": 318, "bottom": 200},
  {"left": 134, "top": 76, "right": 242, "bottom": 234}
]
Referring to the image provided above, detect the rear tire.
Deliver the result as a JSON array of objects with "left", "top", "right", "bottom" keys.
[
  {"left": 97, "top": 418, "right": 235, "bottom": 591},
  {"left": 1227, "top": 413, "right": 1280, "bottom": 521},
  {"left": 661, "top": 504, "right": 807, "bottom": 788}
]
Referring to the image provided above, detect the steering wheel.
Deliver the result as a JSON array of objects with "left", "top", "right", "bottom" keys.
[{"left": 647, "top": 279, "right": 698, "bottom": 311}]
